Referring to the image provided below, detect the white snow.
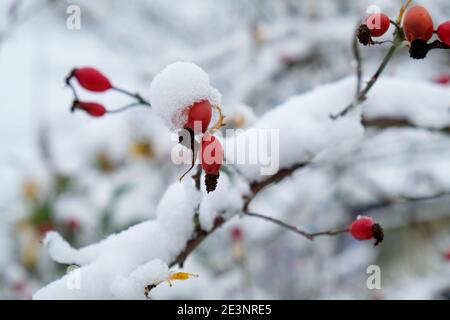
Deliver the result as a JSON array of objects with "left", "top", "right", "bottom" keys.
[
  {"left": 33, "top": 181, "right": 198, "bottom": 299},
  {"left": 33, "top": 72, "right": 450, "bottom": 299},
  {"left": 149, "top": 62, "right": 221, "bottom": 130}
]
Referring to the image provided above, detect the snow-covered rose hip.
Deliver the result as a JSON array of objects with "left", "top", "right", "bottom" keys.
[
  {"left": 349, "top": 215, "right": 384, "bottom": 246},
  {"left": 402, "top": 5, "right": 434, "bottom": 59},
  {"left": 149, "top": 62, "right": 221, "bottom": 131},
  {"left": 182, "top": 100, "right": 212, "bottom": 134},
  {"left": 70, "top": 67, "right": 112, "bottom": 92},
  {"left": 199, "top": 133, "right": 224, "bottom": 193},
  {"left": 437, "top": 21, "right": 450, "bottom": 46},
  {"left": 365, "top": 13, "right": 390, "bottom": 37}
]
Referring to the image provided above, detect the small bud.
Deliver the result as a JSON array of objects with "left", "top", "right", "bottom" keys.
[{"left": 70, "top": 67, "right": 112, "bottom": 92}]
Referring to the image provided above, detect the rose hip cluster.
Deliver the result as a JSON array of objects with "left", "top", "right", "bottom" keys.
[
  {"left": 66, "top": 66, "right": 224, "bottom": 192},
  {"left": 66, "top": 67, "right": 151, "bottom": 117},
  {"left": 180, "top": 100, "right": 224, "bottom": 193},
  {"left": 358, "top": 5, "right": 450, "bottom": 59}
]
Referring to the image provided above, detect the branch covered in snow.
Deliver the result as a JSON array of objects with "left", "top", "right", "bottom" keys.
[{"left": 33, "top": 58, "right": 450, "bottom": 298}]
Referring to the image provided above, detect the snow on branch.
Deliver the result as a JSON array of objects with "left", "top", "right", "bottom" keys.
[{"left": 33, "top": 74, "right": 450, "bottom": 299}]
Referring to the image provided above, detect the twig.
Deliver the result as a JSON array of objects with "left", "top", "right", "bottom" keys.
[
  {"left": 112, "top": 86, "right": 151, "bottom": 107},
  {"left": 331, "top": 40, "right": 401, "bottom": 119},
  {"left": 363, "top": 117, "right": 450, "bottom": 134},
  {"left": 244, "top": 212, "right": 348, "bottom": 240},
  {"left": 330, "top": 0, "right": 412, "bottom": 119},
  {"left": 169, "top": 161, "right": 310, "bottom": 268},
  {"left": 106, "top": 102, "right": 150, "bottom": 114},
  {"left": 352, "top": 25, "right": 363, "bottom": 96},
  {"left": 244, "top": 212, "right": 315, "bottom": 240}
]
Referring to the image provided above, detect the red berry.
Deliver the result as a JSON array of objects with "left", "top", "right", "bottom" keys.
[
  {"left": 67, "top": 218, "right": 80, "bottom": 231},
  {"left": 350, "top": 216, "right": 374, "bottom": 240},
  {"left": 402, "top": 5, "right": 434, "bottom": 42},
  {"left": 199, "top": 133, "right": 223, "bottom": 174},
  {"left": 37, "top": 222, "right": 54, "bottom": 237},
  {"left": 72, "top": 67, "right": 112, "bottom": 92},
  {"left": 444, "top": 250, "right": 450, "bottom": 261},
  {"left": 183, "top": 100, "right": 212, "bottom": 133},
  {"left": 231, "top": 227, "right": 243, "bottom": 241},
  {"left": 437, "top": 21, "right": 450, "bottom": 46},
  {"left": 199, "top": 133, "right": 224, "bottom": 193},
  {"left": 434, "top": 74, "right": 450, "bottom": 85},
  {"left": 349, "top": 216, "right": 384, "bottom": 246},
  {"left": 365, "top": 13, "right": 390, "bottom": 37},
  {"left": 74, "top": 101, "right": 106, "bottom": 117}
]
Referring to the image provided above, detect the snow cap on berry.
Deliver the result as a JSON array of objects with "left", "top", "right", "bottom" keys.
[{"left": 150, "top": 62, "right": 221, "bottom": 130}]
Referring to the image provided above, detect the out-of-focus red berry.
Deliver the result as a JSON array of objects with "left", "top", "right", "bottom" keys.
[
  {"left": 402, "top": 5, "right": 434, "bottom": 42},
  {"left": 75, "top": 101, "right": 106, "bottom": 117},
  {"left": 365, "top": 13, "right": 391, "bottom": 37},
  {"left": 437, "top": 21, "right": 450, "bottom": 46},
  {"left": 434, "top": 74, "right": 450, "bottom": 85},
  {"left": 231, "top": 227, "right": 243, "bottom": 241},
  {"left": 349, "top": 216, "right": 375, "bottom": 240},
  {"left": 72, "top": 67, "right": 113, "bottom": 92}
]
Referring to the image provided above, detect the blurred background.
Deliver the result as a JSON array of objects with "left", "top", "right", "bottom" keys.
[{"left": 1, "top": 0, "right": 450, "bottom": 299}]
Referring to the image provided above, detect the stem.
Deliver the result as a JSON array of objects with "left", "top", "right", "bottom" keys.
[
  {"left": 112, "top": 86, "right": 152, "bottom": 107},
  {"left": 352, "top": 26, "right": 362, "bottom": 96},
  {"left": 331, "top": 32, "right": 403, "bottom": 119},
  {"left": 106, "top": 102, "right": 150, "bottom": 114},
  {"left": 244, "top": 212, "right": 349, "bottom": 240}
]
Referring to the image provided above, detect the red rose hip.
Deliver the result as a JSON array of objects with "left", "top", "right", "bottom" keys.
[
  {"left": 437, "top": 21, "right": 450, "bottom": 46},
  {"left": 402, "top": 5, "right": 434, "bottom": 42},
  {"left": 199, "top": 133, "right": 224, "bottom": 193},
  {"left": 183, "top": 100, "right": 212, "bottom": 134},
  {"left": 72, "top": 67, "right": 113, "bottom": 92},
  {"left": 365, "top": 13, "right": 390, "bottom": 37},
  {"left": 349, "top": 215, "right": 384, "bottom": 246},
  {"left": 73, "top": 101, "right": 106, "bottom": 117}
]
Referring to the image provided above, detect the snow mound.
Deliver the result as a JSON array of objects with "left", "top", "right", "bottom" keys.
[
  {"left": 150, "top": 62, "right": 221, "bottom": 130},
  {"left": 33, "top": 181, "right": 198, "bottom": 299}
]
